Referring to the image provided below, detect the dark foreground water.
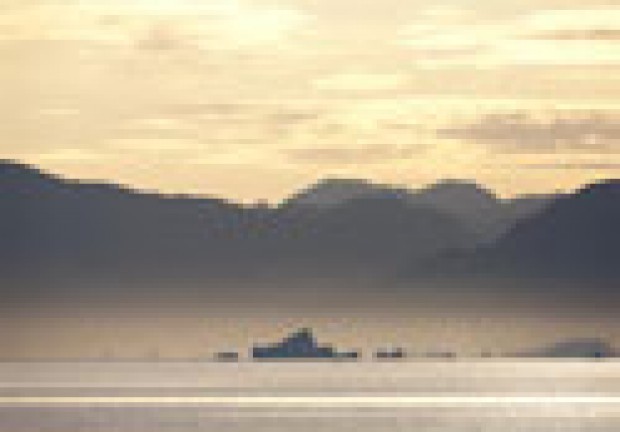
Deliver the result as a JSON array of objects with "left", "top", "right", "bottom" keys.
[{"left": 0, "top": 361, "right": 619, "bottom": 431}]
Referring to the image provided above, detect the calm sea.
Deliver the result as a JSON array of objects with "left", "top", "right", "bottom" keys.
[{"left": 0, "top": 361, "right": 619, "bottom": 431}]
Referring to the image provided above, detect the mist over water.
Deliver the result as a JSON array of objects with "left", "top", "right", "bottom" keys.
[{"left": 1, "top": 286, "right": 617, "bottom": 361}]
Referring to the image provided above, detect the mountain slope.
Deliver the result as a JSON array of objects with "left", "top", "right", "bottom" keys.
[
  {"left": 0, "top": 161, "right": 483, "bottom": 286},
  {"left": 440, "top": 180, "right": 620, "bottom": 279},
  {"left": 0, "top": 160, "right": 255, "bottom": 281},
  {"left": 2, "top": 160, "right": 611, "bottom": 290},
  {"left": 287, "top": 177, "right": 554, "bottom": 244},
  {"left": 275, "top": 193, "right": 477, "bottom": 276}
]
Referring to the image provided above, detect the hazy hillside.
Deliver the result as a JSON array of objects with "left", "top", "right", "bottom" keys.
[
  {"left": 0, "top": 161, "right": 265, "bottom": 286},
  {"left": 287, "top": 177, "right": 554, "bottom": 243},
  {"left": 1, "top": 160, "right": 617, "bottom": 300},
  {"left": 0, "top": 160, "right": 491, "bottom": 287},
  {"left": 452, "top": 180, "right": 620, "bottom": 279},
  {"left": 275, "top": 193, "right": 476, "bottom": 276}
]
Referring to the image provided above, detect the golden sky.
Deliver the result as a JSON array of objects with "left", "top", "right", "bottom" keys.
[{"left": 1, "top": 0, "right": 619, "bottom": 202}]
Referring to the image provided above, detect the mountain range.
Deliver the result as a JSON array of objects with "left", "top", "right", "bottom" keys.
[
  {"left": 428, "top": 179, "right": 620, "bottom": 281},
  {"left": 0, "top": 159, "right": 618, "bottom": 298}
]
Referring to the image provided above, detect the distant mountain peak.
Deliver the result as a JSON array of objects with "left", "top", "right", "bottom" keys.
[
  {"left": 0, "top": 159, "right": 44, "bottom": 176},
  {"left": 312, "top": 177, "right": 373, "bottom": 187},
  {"left": 0, "top": 159, "right": 64, "bottom": 193},
  {"left": 285, "top": 177, "right": 404, "bottom": 209},
  {"left": 287, "top": 177, "right": 501, "bottom": 211},
  {"left": 417, "top": 179, "right": 498, "bottom": 202},
  {"left": 576, "top": 179, "right": 620, "bottom": 197}
]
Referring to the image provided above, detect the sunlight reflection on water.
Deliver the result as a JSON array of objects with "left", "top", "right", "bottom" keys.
[{"left": 0, "top": 361, "right": 619, "bottom": 431}]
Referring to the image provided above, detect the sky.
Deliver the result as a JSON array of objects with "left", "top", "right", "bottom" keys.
[{"left": 1, "top": 0, "right": 619, "bottom": 203}]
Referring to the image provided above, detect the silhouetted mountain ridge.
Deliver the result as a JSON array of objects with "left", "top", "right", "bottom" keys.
[
  {"left": 0, "top": 160, "right": 617, "bottom": 294},
  {"left": 287, "top": 176, "right": 554, "bottom": 243},
  {"left": 431, "top": 179, "right": 620, "bottom": 279},
  {"left": 0, "top": 161, "right": 478, "bottom": 285}
]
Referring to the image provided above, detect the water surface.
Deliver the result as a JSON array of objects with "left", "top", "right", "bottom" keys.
[{"left": 0, "top": 361, "right": 618, "bottom": 431}]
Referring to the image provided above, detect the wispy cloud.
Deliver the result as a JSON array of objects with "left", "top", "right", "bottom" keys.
[
  {"left": 0, "top": 0, "right": 312, "bottom": 50},
  {"left": 314, "top": 73, "right": 408, "bottom": 92},
  {"left": 520, "top": 162, "right": 620, "bottom": 170},
  {"left": 522, "top": 29, "right": 620, "bottom": 41},
  {"left": 399, "top": 6, "right": 620, "bottom": 67},
  {"left": 284, "top": 144, "right": 423, "bottom": 165},
  {"left": 438, "top": 111, "right": 620, "bottom": 154}
]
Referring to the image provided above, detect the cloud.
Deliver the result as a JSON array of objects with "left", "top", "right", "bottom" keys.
[
  {"left": 157, "top": 102, "right": 260, "bottom": 118},
  {"left": 519, "top": 162, "right": 620, "bottom": 170},
  {"left": 134, "top": 22, "right": 189, "bottom": 52},
  {"left": 265, "top": 111, "right": 321, "bottom": 126},
  {"left": 399, "top": 7, "right": 503, "bottom": 64},
  {"left": 161, "top": 103, "right": 320, "bottom": 125},
  {"left": 0, "top": 1, "right": 311, "bottom": 50},
  {"left": 284, "top": 144, "right": 423, "bottom": 165},
  {"left": 399, "top": 6, "right": 620, "bottom": 67},
  {"left": 111, "top": 116, "right": 199, "bottom": 141},
  {"left": 504, "top": 8, "right": 620, "bottom": 65},
  {"left": 34, "top": 148, "right": 114, "bottom": 163},
  {"left": 520, "top": 8, "right": 620, "bottom": 36},
  {"left": 313, "top": 73, "right": 408, "bottom": 92},
  {"left": 523, "top": 29, "right": 620, "bottom": 41},
  {"left": 438, "top": 112, "right": 620, "bottom": 154}
]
